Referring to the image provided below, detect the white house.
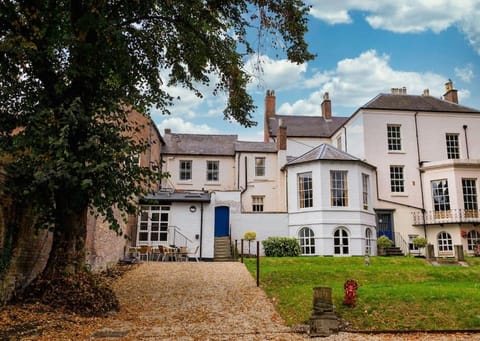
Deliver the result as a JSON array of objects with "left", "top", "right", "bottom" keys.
[
  {"left": 138, "top": 80, "right": 480, "bottom": 259},
  {"left": 285, "top": 144, "right": 377, "bottom": 256}
]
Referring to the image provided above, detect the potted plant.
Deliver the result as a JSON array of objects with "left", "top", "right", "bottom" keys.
[
  {"left": 244, "top": 231, "right": 256, "bottom": 257},
  {"left": 377, "top": 235, "right": 393, "bottom": 256},
  {"left": 412, "top": 237, "right": 428, "bottom": 257}
]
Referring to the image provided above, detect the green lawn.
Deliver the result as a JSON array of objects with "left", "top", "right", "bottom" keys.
[{"left": 244, "top": 256, "right": 480, "bottom": 331}]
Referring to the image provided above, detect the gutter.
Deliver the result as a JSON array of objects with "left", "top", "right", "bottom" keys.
[{"left": 414, "top": 112, "right": 427, "bottom": 238}]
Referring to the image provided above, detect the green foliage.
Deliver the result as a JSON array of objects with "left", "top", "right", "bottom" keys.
[
  {"left": 243, "top": 231, "right": 256, "bottom": 241},
  {"left": 413, "top": 237, "right": 428, "bottom": 248},
  {"left": 245, "top": 257, "right": 480, "bottom": 330},
  {"left": 377, "top": 235, "right": 394, "bottom": 248},
  {"left": 0, "top": 1, "right": 313, "bottom": 274},
  {"left": 262, "top": 237, "right": 300, "bottom": 257}
]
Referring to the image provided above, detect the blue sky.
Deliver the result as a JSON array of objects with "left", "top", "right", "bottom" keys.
[{"left": 151, "top": 1, "right": 480, "bottom": 141}]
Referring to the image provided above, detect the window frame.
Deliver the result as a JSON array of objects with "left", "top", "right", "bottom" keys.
[
  {"left": 255, "top": 157, "right": 266, "bottom": 177},
  {"left": 467, "top": 230, "right": 480, "bottom": 251},
  {"left": 431, "top": 179, "right": 450, "bottom": 212},
  {"left": 390, "top": 165, "right": 405, "bottom": 193},
  {"left": 137, "top": 205, "right": 170, "bottom": 245},
  {"left": 446, "top": 133, "right": 460, "bottom": 159},
  {"left": 334, "top": 227, "right": 349, "bottom": 255},
  {"left": 206, "top": 160, "right": 219, "bottom": 182},
  {"left": 387, "top": 124, "right": 402, "bottom": 151},
  {"left": 298, "top": 227, "right": 315, "bottom": 255},
  {"left": 437, "top": 231, "right": 453, "bottom": 253},
  {"left": 298, "top": 172, "right": 313, "bottom": 209},
  {"left": 462, "top": 178, "right": 478, "bottom": 212},
  {"left": 330, "top": 170, "right": 348, "bottom": 207},
  {"left": 179, "top": 160, "right": 192, "bottom": 181},
  {"left": 362, "top": 173, "right": 369, "bottom": 210},
  {"left": 252, "top": 195, "right": 264, "bottom": 212}
]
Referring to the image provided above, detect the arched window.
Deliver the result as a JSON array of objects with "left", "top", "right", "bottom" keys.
[
  {"left": 298, "top": 227, "right": 315, "bottom": 255},
  {"left": 365, "top": 228, "right": 373, "bottom": 255},
  {"left": 334, "top": 227, "right": 349, "bottom": 255},
  {"left": 467, "top": 230, "right": 480, "bottom": 251},
  {"left": 437, "top": 231, "right": 453, "bottom": 252}
]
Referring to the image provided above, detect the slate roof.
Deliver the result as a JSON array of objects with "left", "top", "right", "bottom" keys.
[
  {"left": 268, "top": 115, "right": 348, "bottom": 138},
  {"left": 362, "top": 94, "right": 480, "bottom": 113},
  {"left": 162, "top": 133, "right": 237, "bottom": 156},
  {"left": 142, "top": 190, "right": 211, "bottom": 203},
  {"left": 286, "top": 143, "right": 375, "bottom": 168},
  {"left": 234, "top": 141, "right": 277, "bottom": 153}
]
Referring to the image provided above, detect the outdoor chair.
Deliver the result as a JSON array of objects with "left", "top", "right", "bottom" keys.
[
  {"left": 152, "top": 245, "right": 164, "bottom": 261},
  {"left": 127, "top": 246, "right": 138, "bottom": 258},
  {"left": 138, "top": 245, "right": 152, "bottom": 262},
  {"left": 163, "top": 246, "right": 177, "bottom": 261},
  {"left": 177, "top": 246, "right": 188, "bottom": 262},
  {"left": 186, "top": 245, "right": 200, "bottom": 262}
]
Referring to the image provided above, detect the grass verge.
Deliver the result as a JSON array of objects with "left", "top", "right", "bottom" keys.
[{"left": 244, "top": 256, "right": 480, "bottom": 331}]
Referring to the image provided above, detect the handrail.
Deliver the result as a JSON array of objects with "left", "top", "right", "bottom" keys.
[
  {"left": 394, "top": 232, "right": 409, "bottom": 256},
  {"left": 168, "top": 225, "right": 193, "bottom": 247},
  {"left": 412, "top": 209, "right": 480, "bottom": 225}
]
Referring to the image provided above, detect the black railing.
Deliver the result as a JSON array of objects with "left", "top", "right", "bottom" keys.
[{"left": 412, "top": 209, "right": 480, "bottom": 225}]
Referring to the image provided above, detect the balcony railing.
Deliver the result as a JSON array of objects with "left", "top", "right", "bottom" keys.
[{"left": 412, "top": 209, "right": 480, "bottom": 225}]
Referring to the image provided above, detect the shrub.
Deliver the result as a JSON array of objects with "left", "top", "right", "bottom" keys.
[
  {"left": 243, "top": 231, "right": 256, "bottom": 241},
  {"left": 412, "top": 237, "right": 428, "bottom": 249},
  {"left": 262, "top": 237, "right": 301, "bottom": 257},
  {"left": 377, "top": 235, "right": 393, "bottom": 248}
]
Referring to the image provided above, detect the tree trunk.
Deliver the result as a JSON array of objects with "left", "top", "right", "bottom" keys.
[{"left": 42, "top": 191, "right": 88, "bottom": 279}]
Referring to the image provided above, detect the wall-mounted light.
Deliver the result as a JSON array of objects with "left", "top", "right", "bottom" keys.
[{"left": 189, "top": 205, "right": 197, "bottom": 213}]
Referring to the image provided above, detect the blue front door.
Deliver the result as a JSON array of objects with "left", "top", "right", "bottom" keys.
[
  {"left": 377, "top": 212, "right": 393, "bottom": 241},
  {"left": 214, "top": 206, "right": 229, "bottom": 237}
]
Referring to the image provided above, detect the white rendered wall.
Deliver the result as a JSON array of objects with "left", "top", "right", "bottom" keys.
[
  {"left": 163, "top": 155, "right": 236, "bottom": 191},
  {"left": 286, "top": 137, "right": 332, "bottom": 158}
]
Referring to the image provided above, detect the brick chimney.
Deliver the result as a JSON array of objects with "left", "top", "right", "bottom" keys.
[
  {"left": 321, "top": 92, "right": 332, "bottom": 120},
  {"left": 264, "top": 90, "right": 276, "bottom": 142},
  {"left": 276, "top": 118, "right": 287, "bottom": 151},
  {"left": 443, "top": 79, "right": 458, "bottom": 104}
]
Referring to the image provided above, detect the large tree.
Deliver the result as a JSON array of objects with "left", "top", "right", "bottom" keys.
[{"left": 0, "top": 1, "right": 313, "bottom": 278}]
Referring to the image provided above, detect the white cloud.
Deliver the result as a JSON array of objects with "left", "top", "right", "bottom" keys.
[
  {"left": 307, "top": 0, "right": 480, "bottom": 54},
  {"left": 156, "top": 117, "right": 219, "bottom": 135},
  {"left": 245, "top": 55, "right": 307, "bottom": 92},
  {"left": 454, "top": 64, "right": 474, "bottom": 83},
  {"left": 278, "top": 49, "right": 453, "bottom": 116}
]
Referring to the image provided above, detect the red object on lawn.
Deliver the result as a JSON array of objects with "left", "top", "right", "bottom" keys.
[{"left": 343, "top": 279, "right": 359, "bottom": 307}]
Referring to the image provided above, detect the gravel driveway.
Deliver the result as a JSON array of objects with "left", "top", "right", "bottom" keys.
[{"left": 91, "top": 262, "right": 480, "bottom": 341}]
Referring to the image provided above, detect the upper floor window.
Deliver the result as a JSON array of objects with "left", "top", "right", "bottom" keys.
[
  {"left": 446, "top": 133, "right": 460, "bottom": 159},
  {"left": 331, "top": 171, "right": 348, "bottom": 207},
  {"left": 206, "top": 160, "right": 219, "bottom": 182},
  {"left": 362, "top": 173, "right": 369, "bottom": 210},
  {"left": 252, "top": 195, "right": 264, "bottom": 212},
  {"left": 389, "top": 166, "right": 404, "bottom": 193},
  {"left": 462, "top": 179, "right": 478, "bottom": 214},
  {"left": 179, "top": 160, "right": 192, "bottom": 181},
  {"left": 432, "top": 179, "right": 450, "bottom": 212},
  {"left": 387, "top": 125, "right": 401, "bottom": 151},
  {"left": 255, "top": 157, "right": 266, "bottom": 177},
  {"left": 298, "top": 172, "right": 313, "bottom": 208}
]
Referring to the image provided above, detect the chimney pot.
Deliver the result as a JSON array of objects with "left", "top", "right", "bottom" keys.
[
  {"left": 423, "top": 89, "right": 430, "bottom": 96},
  {"left": 443, "top": 79, "right": 458, "bottom": 104},
  {"left": 164, "top": 128, "right": 171, "bottom": 134},
  {"left": 264, "top": 90, "right": 276, "bottom": 142},
  {"left": 321, "top": 92, "right": 332, "bottom": 120}
]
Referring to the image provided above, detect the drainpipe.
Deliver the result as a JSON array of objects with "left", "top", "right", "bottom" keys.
[
  {"left": 237, "top": 152, "right": 241, "bottom": 190},
  {"left": 199, "top": 202, "right": 204, "bottom": 260},
  {"left": 242, "top": 156, "right": 248, "bottom": 194},
  {"left": 463, "top": 125, "right": 470, "bottom": 159},
  {"left": 343, "top": 126, "right": 348, "bottom": 153},
  {"left": 414, "top": 112, "right": 427, "bottom": 238}
]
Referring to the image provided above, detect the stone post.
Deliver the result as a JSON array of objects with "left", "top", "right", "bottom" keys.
[
  {"left": 455, "top": 245, "right": 464, "bottom": 261},
  {"left": 309, "top": 287, "right": 339, "bottom": 337}
]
